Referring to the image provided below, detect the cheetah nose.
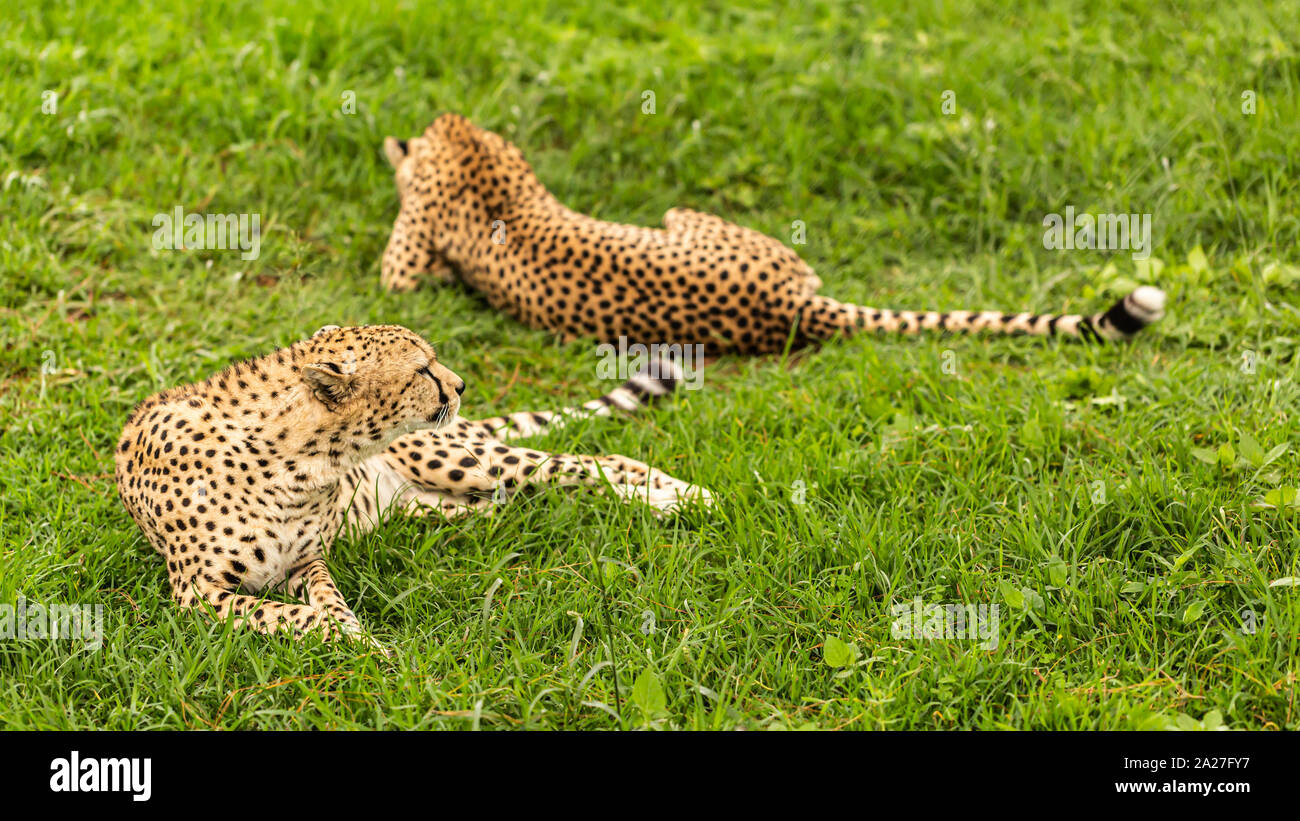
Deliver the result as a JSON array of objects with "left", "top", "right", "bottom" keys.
[{"left": 455, "top": 380, "right": 466, "bottom": 396}]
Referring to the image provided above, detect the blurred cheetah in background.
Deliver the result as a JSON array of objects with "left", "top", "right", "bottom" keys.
[{"left": 380, "top": 113, "right": 1166, "bottom": 353}]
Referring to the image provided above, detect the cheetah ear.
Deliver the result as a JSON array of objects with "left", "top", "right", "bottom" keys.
[
  {"left": 430, "top": 114, "right": 480, "bottom": 148},
  {"left": 302, "top": 362, "right": 357, "bottom": 407},
  {"left": 383, "top": 137, "right": 407, "bottom": 168}
]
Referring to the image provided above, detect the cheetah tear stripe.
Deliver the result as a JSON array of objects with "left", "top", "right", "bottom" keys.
[{"left": 799, "top": 286, "right": 1166, "bottom": 343}]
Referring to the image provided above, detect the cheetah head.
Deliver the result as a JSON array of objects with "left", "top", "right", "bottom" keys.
[
  {"left": 299, "top": 325, "right": 465, "bottom": 450},
  {"left": 381, "top": 113, "right": 537, "bottom": 292}
]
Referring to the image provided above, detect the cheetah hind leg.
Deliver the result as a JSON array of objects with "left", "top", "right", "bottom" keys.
[{"left": 663, "top": 206, "right": 822, "bottom": 288}]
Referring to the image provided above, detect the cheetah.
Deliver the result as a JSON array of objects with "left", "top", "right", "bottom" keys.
[
  {"left": 381, "top": 113, "right": 1166, "bottom": 353},
  {"left": 114, "top": 324, "right": 710, "bottom": 646}
]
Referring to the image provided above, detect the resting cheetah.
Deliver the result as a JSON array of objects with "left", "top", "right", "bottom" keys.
[
  {"left": 115, "top": 324, "right": 709, "bottom": 646},
  {"left": 380, "top": 113, "right": 1166, "bottom": 353}
]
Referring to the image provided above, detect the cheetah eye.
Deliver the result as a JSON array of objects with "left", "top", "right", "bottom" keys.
[{"left": 417, "top": 366, "right": 436, "bottom": 381}]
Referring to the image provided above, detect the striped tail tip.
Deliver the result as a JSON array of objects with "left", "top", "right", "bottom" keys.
[
  {"left": 1091, "top": 286, "right": 1166, "bottom": 341},
  {"left": 472, "top": 348, "right": 688, "bottom": 442},
  {"left": 593, "top": 348, "right": 683, "bottom": 412},
  {"left": 622, "top": 348, "right": 682, "bottom": 400}
]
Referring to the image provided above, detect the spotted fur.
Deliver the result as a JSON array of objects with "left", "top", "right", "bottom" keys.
[
  {"left": 115, "top": 325, "right": 708, "bottom": 648},
  {"left": 382, "top": 113, "right": 1166, "bottom": 353}
]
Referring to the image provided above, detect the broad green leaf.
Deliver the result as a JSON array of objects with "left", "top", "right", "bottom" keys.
[
  {"left": 1187, "top": 246, "right": 1209, "bottom": 273},
  {"left": 1261, "top": 443, "right": 1290, "bottom": 467},
  {"left": 1262, "top": 487, "right": 1297, "bottom": 508},
  {"left": 1190, "top": 447, "right": 1218, "bottom": 465},
  {"left": 999, "top": 582, "right": 1025, "bottom": 610},
  {"left": 1047, "top": 558, "right": 1068, "bottom": 587},
  {"left": 1134, "top": 257, "right": 1166, "bottom": 281},
  {"left": 1238, "top": 432, "right": 1265, "bottom": 466},
  {"left": 1021, "top": 417, "right": 1044, "bottom": 449},
  {"left": 1262, "top": 262, "right": 1300, "bottom": 287},
  {"left": 1217, "top": 443, "right": 1236, "bottom": 468},
  {"left": 1182, "top": 601, "right": 1206, "bottom": 623},
  {"left": 1020, "top": 586, "right": 1045, "bottom": 611},
  {"left": 823, "top": 636, "right": 858, "bottom": 668},
  {"left": 631, "top": 669, "right": 667, "bottom": 716}
]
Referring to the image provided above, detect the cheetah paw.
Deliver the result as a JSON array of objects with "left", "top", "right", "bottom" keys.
[
  {"left": 323, "top": 621, "right": 391, "bottom": 657},
  {"left": 612, "top": 482, "right": 715, "bottom": 516}
]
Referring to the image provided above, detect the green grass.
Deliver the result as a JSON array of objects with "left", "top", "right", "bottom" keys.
[{"left": 2, "top": 0, "right": 1299, "bottom": 729}]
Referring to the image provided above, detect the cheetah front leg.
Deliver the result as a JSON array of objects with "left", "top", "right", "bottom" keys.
[
  {"left": 174, "top": 575, "right": 332, "bottom": 639},
  {"left": 434, "top": 441, "right": 714, "bottom": 517},
  {"left": 295, "top": 558, "right": 387, "bottom": 653},
  {"left": 172, "top": 567, "right": 376, "bottom": 650},
  {"left": 381, "top": 256, "right": 456, "bottom": 293},
  {"left": 344, "top": 440, "right": 714, "bottom": 522},
  {"left": 381, "top": 205, "right": 457, "bottom": 292}
]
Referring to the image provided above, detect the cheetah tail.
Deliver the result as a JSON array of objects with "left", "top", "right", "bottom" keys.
[
  {"left": 797, "top": 286, "right": 1166, "bottom": 344},
  {"left": 466, "top": 349, "right": 681, "bottom": 442}
]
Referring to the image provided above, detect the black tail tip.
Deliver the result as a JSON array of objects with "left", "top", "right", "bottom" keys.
[{"left": 1101, "top": 286, "right": 1166, "bottom": 338}]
